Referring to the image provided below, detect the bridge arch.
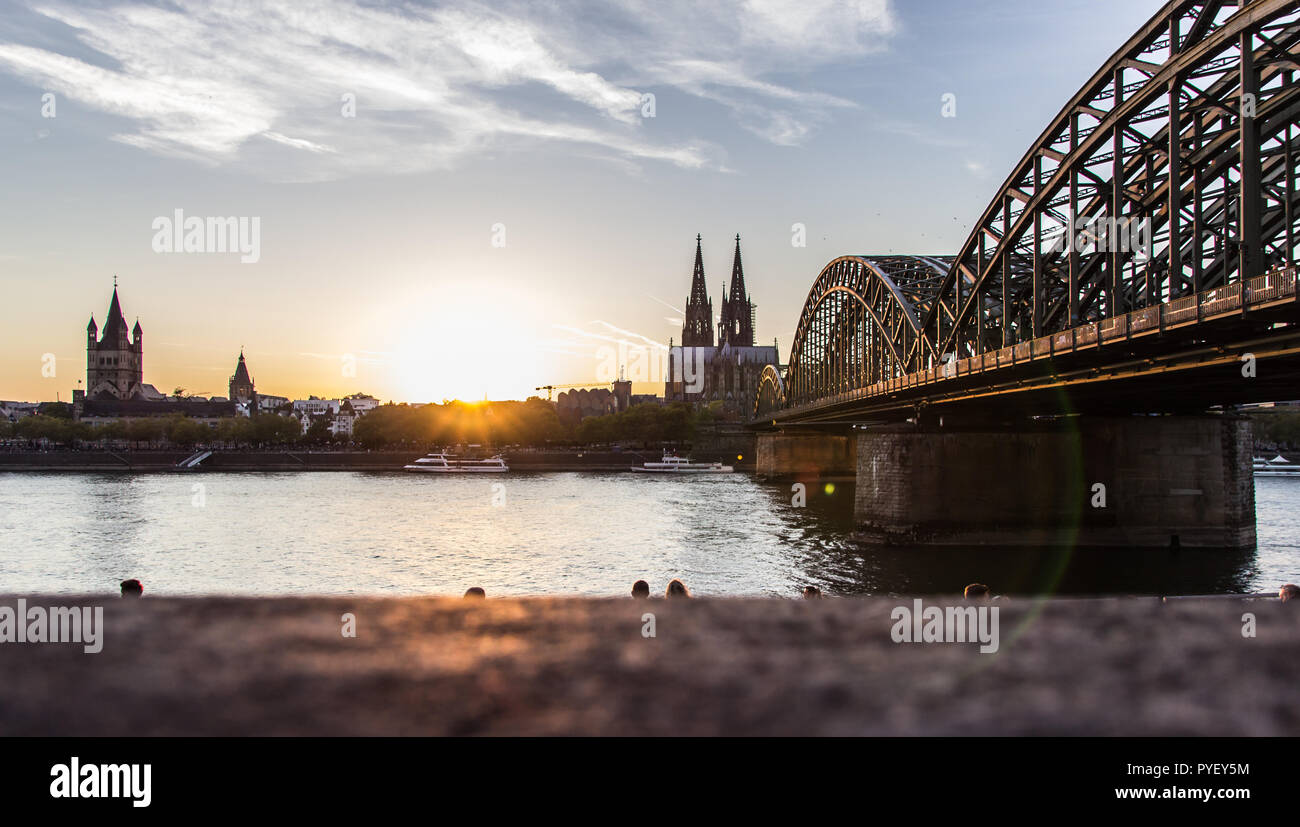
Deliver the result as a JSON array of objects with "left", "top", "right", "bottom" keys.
[
  {"left": 756, "top": 0, "right": 1300, "bottom": 421},
  {"left": 781, "top": 255, "right": 953, "bottom": 408},
  {"left": 920, "top": 0, "right": 1300, "bottom": 368}
]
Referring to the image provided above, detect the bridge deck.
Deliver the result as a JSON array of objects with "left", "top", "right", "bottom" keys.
[{"left": 771, "top": 266, "right": 1300, "bottom": 423}]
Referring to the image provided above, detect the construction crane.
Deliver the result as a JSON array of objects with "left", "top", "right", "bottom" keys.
[{"left": 535, "top": 382, "right": 613, "bottom": 401}]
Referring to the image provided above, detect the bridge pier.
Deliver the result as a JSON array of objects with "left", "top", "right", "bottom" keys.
[
  {"left": 853, "top": 414, "right": 1255, "bottom": 550},
  {"left": 755, "top": 431, "right": 857, "bottom": 480}
]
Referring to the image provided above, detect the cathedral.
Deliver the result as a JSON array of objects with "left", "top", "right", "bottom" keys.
[{"left": 665, "top": 235, "right": 779, "bottom": 414}]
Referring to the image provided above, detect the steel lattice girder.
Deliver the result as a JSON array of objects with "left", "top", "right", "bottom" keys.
[
  {"left": 781, "top": 256, "right": 954, "bottom": 407},
  {"left": 763, "top": 0, "right": 1300, "bottom": 419},
  {"left": 921, "top": 0, "right": 1300, "bottom": 369}
]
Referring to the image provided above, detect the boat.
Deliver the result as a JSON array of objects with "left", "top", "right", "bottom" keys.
[
  {"left": 1253, "top": 454, "right": 1300, "bottom": 476},
  {"left": 404, "top": 452, "right": 509, "bottom": 473},
  {"left": 631, "top": 453, "right": 734, "bottom": 473}
]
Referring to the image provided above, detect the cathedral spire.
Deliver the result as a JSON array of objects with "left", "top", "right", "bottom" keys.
[
  {"left": 681, "top": 234, "right": 713, "bottom": 347},
  {"left": 718, "top": 234, "right": 754, "bottom": 347},
  {"left": 729, "top": 234, "right": 747, "bottom": 304}
]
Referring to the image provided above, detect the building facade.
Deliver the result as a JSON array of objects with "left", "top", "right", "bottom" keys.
[
  {"left": 73, "top": 285, "right": 238, "bottom": 421},
  {"left": 665, "top": 235, "right": 779, "bottom": 415},
  {"left": 84, "top": 287, "right": 145, "bottom": 400}
]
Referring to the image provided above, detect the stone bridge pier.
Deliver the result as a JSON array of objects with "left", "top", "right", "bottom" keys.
[{"left": 760, "top": 415, "right": 1256, "bottom": 551}]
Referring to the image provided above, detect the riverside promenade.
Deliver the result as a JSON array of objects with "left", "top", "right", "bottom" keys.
[
  {"left": 0, "top": 449, "right": 752, "bottom": 472},
  {"left": 0, "top": 594, "right": 1294, "bottom": 736}
]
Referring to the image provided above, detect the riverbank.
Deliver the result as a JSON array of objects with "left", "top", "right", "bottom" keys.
[
  {"left": 0, "top": 449, "right": 755, "bottom": 472},
  {"left": 0, "top": 594, "right": 1293, "bottom": 735}
]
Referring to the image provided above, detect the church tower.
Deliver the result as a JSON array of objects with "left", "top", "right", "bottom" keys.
[
  {"left": 718, "top": 234, "right": 755, "bottom": 347},
  {"left": 85, "top": 284, "right": 144, "bottom": 399},
  {"left": 680, "top": 234, "right": 714, "bottom": 347},
  {"left": 229, "top": 350, "right": 256, "bottom": 405}
]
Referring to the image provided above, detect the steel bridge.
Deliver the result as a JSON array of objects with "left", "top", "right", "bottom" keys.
[{"left": 756, "top": 0, "right": 1300, "bottom": 426}]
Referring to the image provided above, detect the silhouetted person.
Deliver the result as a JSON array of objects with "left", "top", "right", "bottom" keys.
[
  {"left": 964, "top": 583, "right": 990, "bottom": 601},
  {"left": 1281, "top": 584, "right": 1300, "bottom": 603},
  {"left": 666, "top": 579, "right": 691, "bottom": 598},
  {"left": 120, "top": 579, "right": 143, "bottom": 599},
  {"left": 463, "top": 587, "right": 485, "bottom": 600},
  {"left": 802, "top": 586, "right": 822, "bottom": 599},
  {"left": 631, "top": 580, "right": 650, "bottom": 599}
]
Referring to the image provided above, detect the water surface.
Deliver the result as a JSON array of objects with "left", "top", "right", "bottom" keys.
[{"left": 1, "top": 471, "right": 1296, "bottom": 597}]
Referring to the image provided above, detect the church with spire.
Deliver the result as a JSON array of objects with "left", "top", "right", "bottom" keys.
[
  {"left": 73, "top": 283, "right": 246, "bottom": 423},
  {"left": 84, "top": 284, "right": 146, "bottom": 400},
  {"left": 665, "top": 235, "right": 779, "bottom": 414}
]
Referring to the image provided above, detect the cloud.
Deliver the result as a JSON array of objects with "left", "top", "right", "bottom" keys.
[{"left": 0, "top": 0, "right": 897, "bottom": 178}]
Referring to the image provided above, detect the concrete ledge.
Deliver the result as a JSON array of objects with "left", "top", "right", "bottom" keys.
[{"left": 0, "top": 595, "right": 1294, "bottom": 736}]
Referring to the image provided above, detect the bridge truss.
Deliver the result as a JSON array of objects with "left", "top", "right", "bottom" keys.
[{"left": 759, "top": 0, "right": 1300, "bottom": 421}]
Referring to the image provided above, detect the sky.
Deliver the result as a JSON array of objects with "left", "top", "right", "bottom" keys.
[{"left": 0, "top": 0, "right": 1165, "bottom": 404}]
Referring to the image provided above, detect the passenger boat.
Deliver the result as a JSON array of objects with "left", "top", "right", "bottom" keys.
[
  {"left": 631, "top": 453, "right": 734, "bottom": 473},
  {"left": 404, "top": 452, "right": 508, "bottom": 473},
  {"left": 1253, "top": 454, "right": 1300, "bottom": 476}
]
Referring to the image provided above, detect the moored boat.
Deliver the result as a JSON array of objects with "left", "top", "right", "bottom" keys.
[
  {"left": 1253, "top": 454, "right": 1300, "bottom": 476},
  {"left": 404, "top": 452, "right": 509, "bottom": 472},
  {"left": 631, "top": 453, "right": 733, "bottom": 473}
]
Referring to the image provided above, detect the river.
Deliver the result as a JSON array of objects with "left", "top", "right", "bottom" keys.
[{"left": 1, "top": 471, "right": 1297, "bottom": 596}]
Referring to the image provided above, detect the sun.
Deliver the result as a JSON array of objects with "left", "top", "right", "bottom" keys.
[{"left": 386, "top": 282, "right": 545, "bottom": 402}]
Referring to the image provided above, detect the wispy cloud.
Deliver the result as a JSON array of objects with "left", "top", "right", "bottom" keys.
[{"left": 0, "top": 0, "right": 897, "bottom": 178}]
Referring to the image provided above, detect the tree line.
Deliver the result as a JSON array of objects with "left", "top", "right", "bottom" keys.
[{"left": 1, "top": 398, "right": 720, "bottom": 449}]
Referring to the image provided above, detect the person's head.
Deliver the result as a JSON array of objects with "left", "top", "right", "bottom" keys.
[
  {"left": 631, "top": 580, "right": 650, "bottom": 599},
  {"left": 802, "top": 586, "right": 822, "bottom": 600},
  {"left": 1280, "top": 583, "right": 1300, "bottom": 603},
  {"left": 120, "top": 579, "right": 143, "bottom": 599},
  {"left": 964, "top": 583, "right": 991, "bottom": 601},
  {"left": 463, "top": 587, "right": 486, "bottom": 600},
  {"left": 666, "top": 579, "right": 691, "bottom": 599}
]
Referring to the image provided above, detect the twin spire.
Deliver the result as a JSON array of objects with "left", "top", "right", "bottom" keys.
[{"left": 682, "top": 234, "right": 753, "bottom": 348}]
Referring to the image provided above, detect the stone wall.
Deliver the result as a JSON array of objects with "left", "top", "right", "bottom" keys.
[
  {"left": 755, "top": 430, "right": 857, "bottom": 480},
  {"left": 853, "top": 415, "right": 1255, "bottom": 550}
]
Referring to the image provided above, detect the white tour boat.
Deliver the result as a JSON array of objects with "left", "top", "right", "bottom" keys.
[
  {"left": 1253, "top": 454, "right": 1300, "bottom": 476},
  {"left": 631, "top": 453, "right": 734, "bottom": 473},
  {"left": 404, "top": 452, "right": 509, "bottom": 473}
]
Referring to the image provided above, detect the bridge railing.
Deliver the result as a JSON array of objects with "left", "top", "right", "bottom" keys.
[{"left": 777, "top": 265, "right": 1298, "bottom": 417}]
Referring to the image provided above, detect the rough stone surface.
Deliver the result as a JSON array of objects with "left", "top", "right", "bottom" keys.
[
  {"left": 756, "top": 432, "right": 857, "bottom": 479},
  {"left": 854, "top": 415, "right": 1255, "bottom": 549},
  {"left": 0, "top": 594, "right": 1294, "bottom": 736}
]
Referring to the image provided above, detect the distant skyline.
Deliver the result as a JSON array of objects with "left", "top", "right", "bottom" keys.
[{"left": 0, "top": 0, "right": 1163, "bottom": 402}]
